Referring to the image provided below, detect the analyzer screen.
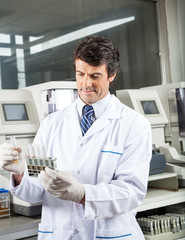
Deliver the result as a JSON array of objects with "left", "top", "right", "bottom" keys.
[
  {"left": 2, "top": 103, "right": 29, "bottom": 121},
  {"left": 141, "top": 100, "right": 159, "bottom": 115}
]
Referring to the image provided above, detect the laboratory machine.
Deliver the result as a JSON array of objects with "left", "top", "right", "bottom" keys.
[
  {"left": 0, "top": 88, "right": 41, "bottom": 216},
  {"left": 0, "top": 81, "right": 78, "bottom": 216},
  {"left": 116, "top": 88, "right": 185, "bottom": 239},
  {"left": 24, "top": 81, "right": 78, "bottom": 122},
  {"left": 142, "top": 82, "right": 185, "bottom": 186},
  {"left": 116, "top": 89, "right": 168, "bottom": 175},
  {"left": 0, "top": 89, "right": 39, "bottom": 149}
]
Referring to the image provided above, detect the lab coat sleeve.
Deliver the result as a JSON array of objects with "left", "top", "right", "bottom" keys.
[
  {"left": 9, "top": 113, "right": 59, "bottom": 204},
  {"left": 80, "top": 116, "right": 152, "bottom": 220},
  {"left": 10, "top": 116, "right": 53, "bottom": 204},
  {"left": 9, "top": 117, "right": 51, "bottom": 204},
  {"left": 10, "top": 165, "right": 45, "bottom": 204}
]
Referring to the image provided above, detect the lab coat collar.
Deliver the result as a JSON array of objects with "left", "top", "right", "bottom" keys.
[
  {"left": 77, "top": 92, "right": 111, "bottom": 119},
  {"left": 84, "top": 95, "right": 123, "bottom": 138},
  {"left": 66, "top": 95, "right": 124, "bottom": 138},
  {"left": 100, "top": 94, "right": 123, "bottom": 119}
]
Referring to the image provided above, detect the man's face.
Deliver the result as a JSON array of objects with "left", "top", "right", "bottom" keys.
[{"left": 75, "top": 58, "right": 116, "bottom": 105}]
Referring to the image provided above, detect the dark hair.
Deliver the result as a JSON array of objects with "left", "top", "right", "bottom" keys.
[{"left": 73, "top": 35, "right": 120, "bottom": 77}]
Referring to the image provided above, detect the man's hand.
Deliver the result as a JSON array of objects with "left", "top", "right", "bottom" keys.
[
  {"left": 38, "top": 167, "right": 85, "bottom": 203},
  {"left": 0, "top": 143, "right": 25, "bottom": 174}
]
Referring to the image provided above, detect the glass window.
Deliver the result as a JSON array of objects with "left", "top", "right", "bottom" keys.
[{"left": 0, "top": 0, "right": 161, "bottom": 93}]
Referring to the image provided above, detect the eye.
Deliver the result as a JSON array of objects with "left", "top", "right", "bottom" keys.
[
  {"left": 76, "top": 72, "right": 84, "bottom": 77},
  {"left": 91, "top": 74, "right": 100, "bottom": 80}
]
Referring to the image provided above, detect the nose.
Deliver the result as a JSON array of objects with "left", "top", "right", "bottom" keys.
[{"left": 83, "top": 75, "right": 92, "bottom": 88}]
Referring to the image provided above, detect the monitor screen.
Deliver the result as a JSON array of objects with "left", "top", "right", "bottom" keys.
[
  {"left": 2, "top": 104, "right": 29, "bottom": 121},
  {"left": 140, "top": 100, "right": 159, "bottom": 115}
]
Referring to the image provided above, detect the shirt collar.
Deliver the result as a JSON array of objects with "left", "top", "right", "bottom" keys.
[{"left": 77, "top": 92, "right": 111, "bottom": 119}]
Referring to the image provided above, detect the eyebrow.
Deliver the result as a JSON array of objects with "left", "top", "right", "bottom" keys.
[{"left": 76, "top": 70, "right": 103, "bottom": 75}]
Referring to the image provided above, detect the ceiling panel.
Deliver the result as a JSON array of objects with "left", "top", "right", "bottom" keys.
[
  {"left": 0, "top": 0, "right": 133, "bottom": 36},
  {"left": 39, "top": 0, "right": 114, "bottom": 18},
  {"left": 0, "top": 0, "right": 56, "bottom": 11},
  {"left": 11, "top": 12, "right": 76, "bottom": 33}
]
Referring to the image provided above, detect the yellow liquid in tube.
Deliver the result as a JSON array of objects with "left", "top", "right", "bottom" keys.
[
  {"left": 10, "top": 136, "right": 18, "bottom": 164},
  {"left": 12, "top": 149, "right": 18, "bottom": 164}
]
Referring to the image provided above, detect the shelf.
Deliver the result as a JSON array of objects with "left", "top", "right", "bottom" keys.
[
  {"left": 137, "top": 188, "right": 185, "bottom": 212},
  {"left": 148, "top": 172, "right": 177, "bottom": 181},
  {"left": 148, "top": 172, "right": 178, "bottom": 191}
]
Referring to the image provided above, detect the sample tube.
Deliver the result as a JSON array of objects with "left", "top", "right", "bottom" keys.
[
  {"left": 40, "top": 144, "right": 47, "bottom": 159},
  {"left": 33, "top": 144, "right": 41, "bottom": 159},
  {"left": 27, "top": 144, "right": 36, "bottom": 158},
  {"left": 10, "top": 136, "right": 18, "bottom": 163}
]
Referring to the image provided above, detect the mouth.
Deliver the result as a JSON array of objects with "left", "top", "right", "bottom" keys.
[{"left": 82, "top": 89, "right": 96, "bottom": 95}]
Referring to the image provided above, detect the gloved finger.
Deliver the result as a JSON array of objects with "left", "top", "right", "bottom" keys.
[
  {"left": 0, "top": 142, "right": 14, "bottom": 150},
  {"left": 45, "top": 187, "right": 67, "bottom": 197},
  {"left": 1, "top": 159, "right": 18, "bottom": 166},
  {"left": 38, "top": 171, "right": 51, "bottom": 190},
  {"left": 38, "top": 170, "right": 57, "bottom": 187},
  {"left": 0, "top": 143, "right": 22, "bottom": 155},
  {"left": 38, "top": 170, "right": 49, "bottom": 181},
  {"left": 45, "top": 170, "right": 72, "bottom": 189},
  {"left": 1, "top": 161, "right": 20, "bottom": 168},
  {"left": 38, "top": 170, "right": 67, "bottom": 193},
  {"left": 0, "top": 146, "right": 18, "bottom": 155},
  {"left": 47, "top": 183, "right": 69, "bottom": 191},
  {"left": 45, "top": 167, "right": 71, "bottom": 182},
  {"left": 38, "top": 171, "right": 70, "bottom": 198},
  {"left": 0, "top": 158, "right": 25, "bottom": 174},
  {"left": 51, "top": 190, "right": 68, "bottom": 198},
  {"left": 6, "top": 163, "right": 25, "bottom": 174},
  {"left": 45, "top": 167, "right": 59, "bottom": 180},
  {"left": 44, "top": 167, "right": 69, "bottom": 184},
  {"left": 0, "top": 150, "right": 18, "bottom": 161}
]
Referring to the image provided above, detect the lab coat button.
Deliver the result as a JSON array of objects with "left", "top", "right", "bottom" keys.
[
  {"left": 80, "top": 143, "right": 83, "bottom": 147},
  {"left": 74, "top": 228, "right": 79, "bottom": 234},
  {"left": 77, "top": 171, "right": 80, "bottom": 174}
]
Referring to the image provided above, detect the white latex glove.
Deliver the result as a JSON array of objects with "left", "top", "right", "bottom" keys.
[
  {"left": 0, "top": 143, "right": 25, "bottom": 174},
  {"left": 38, "top": 167, "right": 85, "bottom": 203}
]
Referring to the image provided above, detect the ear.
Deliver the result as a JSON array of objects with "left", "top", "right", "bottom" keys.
[{"left": 109, "top": 73, "right": 117, "bottom": 83}]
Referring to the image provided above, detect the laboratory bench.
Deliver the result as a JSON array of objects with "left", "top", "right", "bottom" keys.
[{"left": 0, "top": 214, "right": 40, "bottom": 240}]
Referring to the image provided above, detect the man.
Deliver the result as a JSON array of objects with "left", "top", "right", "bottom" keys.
[{"left": 0, "top": 35, "right": 152, "bottom": 239}]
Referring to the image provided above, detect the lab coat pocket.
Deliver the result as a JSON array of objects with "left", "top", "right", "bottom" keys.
[
  {"left": 38, "top": 223, "right": 53, "bottom": 240},
  {"left": 98, "top": 145, "right": 122, "bottom": 183},
  {"left": 96, "top": 229, "right": 134, "bottom": 239}
]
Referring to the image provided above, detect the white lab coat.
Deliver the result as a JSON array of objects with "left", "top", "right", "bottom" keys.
[{"left": 10, "top": 94, "right": 152, "bottom": 240}]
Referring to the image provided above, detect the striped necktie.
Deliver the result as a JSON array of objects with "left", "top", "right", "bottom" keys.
[{"left": 80, "top": 105, "right": 94, "bottom": 136}]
